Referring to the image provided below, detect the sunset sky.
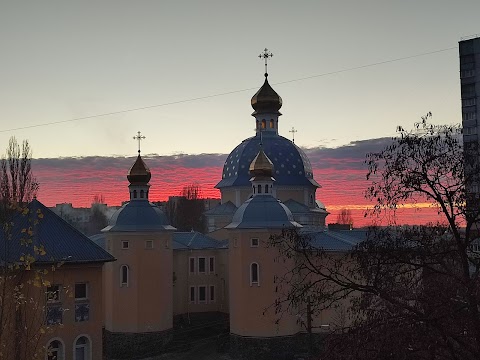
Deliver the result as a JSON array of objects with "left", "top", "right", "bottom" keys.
[{"left": 1, "top": 1, "right": 478, "bottom": 226}]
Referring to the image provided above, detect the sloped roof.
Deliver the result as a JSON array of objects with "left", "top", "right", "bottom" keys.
[
  {"left": 301, "top": 229, "right": 367, "bottom": 252},
  {"left": 0, "top": 199, "right": 115, "bottom": 265},
  {"left": 204, "top": 201, "right": 237, "bottom": 216},
  {"left": 173, "top": 232, "right": 228, "bottom": 250}
]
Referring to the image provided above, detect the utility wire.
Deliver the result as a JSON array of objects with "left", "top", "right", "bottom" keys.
[{"left": 0, "top": 46, "right": 456, "bottom": 134}]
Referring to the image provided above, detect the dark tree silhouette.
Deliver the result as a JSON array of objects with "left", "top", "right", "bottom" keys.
[
  {"left": 166, "top": 184, "right": 206, "bottom": 233},
  {"left": 270, "top": 114, "right": 480, "bottom": 359}
]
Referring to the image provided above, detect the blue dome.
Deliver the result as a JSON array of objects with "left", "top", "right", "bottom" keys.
[
  {"left": 216, "top": 132, "right": 319, "bottom": 188},
  {"left": 103, "top": 200, "right": 175, "bottom": 232},
  {"left": 226, "top": 195, "right": 301, "bottom": 229}
]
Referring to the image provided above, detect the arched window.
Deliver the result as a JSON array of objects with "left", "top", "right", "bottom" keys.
[
  {"left": 309, "top": 194, "right": 314, "bottom": 205},
  {"left": 261, "top": 119, "right": 266, "bottom": 129},
  {"left": 47, "top": 338, "right": 64, "bottom": 360},
  {"left": 140, "top": 190, "right": 144, "bottom": 198},
  {"left": 120, "top": 265, "right": 129, "bottom": 287},
  {"left": 253, "top": 186, "right": 256, "bottom": 194},
  {"left": 250, "top": 263, "right": 259, "bottom": 286},
  {"left": 257, "top": 184, "right": 262, "bottom": 194},
  {"left": 133, "top": 190, "right": 137, "bottom": 199},
  {"left": 265, "top": 184, "right": 268, "bottom": 193},
  {"left": 74, "top": 335, "right": 91, "bottom": 360},
  {"left": 269, "top": 119, "right": 274, "bottom": 128}
]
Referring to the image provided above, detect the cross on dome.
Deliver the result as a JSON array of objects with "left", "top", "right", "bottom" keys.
[
  {"left": 133, "top": 131, "right": 146, "bottom": 154},
  {"left": 258, "top": 48, "right": 273, "bottom": 76},
  {"left": 289, "top": 127, "right": 298, "bottom": 143}
]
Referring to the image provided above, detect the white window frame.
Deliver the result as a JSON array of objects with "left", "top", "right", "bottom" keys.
[
  {"left": 250, "top": 238, "right": 259, "bottom": 248},
  {"left": 74, "top": 283, "right": 88, "bottom": 301},
  {"left": 121, "top": 241, "right": 129, "bottom": 250},
  {"left": 189, "top": 257, "right": 195, "bottom": 275},
  {"left": 198, "top": 285, "right": 207, "bottom": 304},
  {"left": 198, "top": 257, "right": 206, "bottom": 274},
  {"left": 73, "top": 334, "right": 92, "bottom": 360},
  {"left": 120, "top": 265, "right": 129, "bottom": 287},
  {"left": 145, "top": 240, "right": 154, "bottom": 249},
  {"left": 189, "top": 286, "right": 196, "bottom": 304},
  {"left": 46, "top": 284, "right": 61, "bottom": 303},
  {"left": 46, "top": 337, "right": 65, "bottom": 360},
  {"left": 209, "top": 257, "right": 215, "bottom": 274},
  {"left": 250, "top": 262, "right": 260, "bottom": 286},
  {"left": 209, "top": 285, "right": 215, "bottom": 303}
]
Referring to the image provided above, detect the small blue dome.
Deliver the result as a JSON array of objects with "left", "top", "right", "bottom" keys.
[
  {"left": 226, "top": 195, "right": 301, "bottom": 229},
  {"left": 216, "top": 132, "right": 319, "bottom": 188},
  {"left": 103, "top": 201, "right": 175, "bottom": 232}
]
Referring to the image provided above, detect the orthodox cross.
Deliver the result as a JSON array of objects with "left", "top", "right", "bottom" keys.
[
  {"left": 133, "top": 131, "right": 145, "bottom": 154},
  {"left": 289, "top": 127, "right": 298, "bottom": 143},
  {"left": 258, "top": 48, "right": 273, "bottom": 75}
]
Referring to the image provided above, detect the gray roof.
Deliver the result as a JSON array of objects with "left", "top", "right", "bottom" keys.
[
  {"left": 204, "top": 201, "right": 237, "bottom": 216},
  {"left": 102, "top": 200, "right": 176, "bottom": 232},
  {"left": 226, "top": 195, "right": 301, "bottom": 229},
  {"left": 301, "top": 229, "right": 367, "bottom": 251},
  {"left": 173, "top": 232, "right": 228, "bottom": 250},
  {"left": 0, "top": 199, "right": 115, "bottom": 265}
]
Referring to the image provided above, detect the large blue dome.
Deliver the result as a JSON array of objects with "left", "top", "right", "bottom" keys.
[{"left": 216, "top": 132, "right": 319, "bottom": 189}]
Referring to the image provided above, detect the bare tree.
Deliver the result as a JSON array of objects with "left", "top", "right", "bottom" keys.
[
  {"left": 335, "top": 208, "right": 353, "bottom": 226},
  {"left": 166, "top": 184, "right": 206, "bottom": 233},
  {"left": 0, "top": 137, "right": 51, "bottom": 359},
  {"left": 270, "top": 114, "right": 480, "bottom": 359}
]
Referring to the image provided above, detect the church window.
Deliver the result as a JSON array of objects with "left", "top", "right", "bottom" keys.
[
  {"left": 75, "top": 283, "right": 88, "bottom": 300},
  {"left": 209, "top": 257, "right": 215, "bottom": 274},
  {"left": 256, "top": 120, "right": 259, "bottom": 130},
  {"left": 122, "top": 241, "right": 129, "bottom": 249},
  {"left": 258, "top": 184, "right": 262, "bottom": 194},
  {"left": 189, "top": 286, "right": 196, "bottom": 303},
  {"left": 251, "top": 238, "right": 259, "bottom": 247},
  {"left": 46, "top": 284, "right": 61, "bottom": 303},
  {"left": 74, "top": 335, "right": 91, "bottom": 360},
  {"left": 140, "top": 190, "right": 144, "bottom": 198},
  {"left": 145, "top": 240, "right": 153, "bottom": 249},
  {"left": 198, "top": 257, "right": 206, "bottom": 274},
  {"left": 253, "top": 186, "right": 255, "bottom": 194},
  {"left": 209, "top": 285, "right": 215, "bottom": 302},
  {"left": 269, "top": 119, "right": 274, "bottom": 128},
  {"left": 265, "top": 184, "right": 268, "bottom": 193},
  {"left": 133, "top": 190, "right": 137, "bottom": 199},
  {"left": 120, "top": 265, "right": 129, "bottom": 287},
  {"left": 233, "top": 238, "right": 238, "bottom": 248},
  {"left": 47, "top": 339, "right": 65, "bottom": 360},
  {"left": 261, "top": 119, "right": 266, "bottom": 129},
  {"left": 189, "top": 257, "right": 195, "bottom": 274},
  {"left": 250, "top": 263, "right": 259, "bottom": 286},
  {"left": 309, "top": 194, "right": 314, "bottom": 205},
  {"left": 198, "top": 286, "right": 207, "bottom": 303}
]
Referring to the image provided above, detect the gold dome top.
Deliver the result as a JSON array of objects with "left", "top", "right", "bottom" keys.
[
  {"left": 127, "top": 154, "right": 151, "bottom": 184},
  {"left": 249, "top": 148, "right": 274, "bottom": 178},
  {"left": 251, "top": 74, "right": 282, "bottom": 115}
]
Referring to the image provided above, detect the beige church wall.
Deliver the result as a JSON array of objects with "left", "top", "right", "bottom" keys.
[
  {"left": 173, "top": 249, "right": 229, "bottom": 316},
  {"left": 229, "top": 230, "right": 300, "bottom": 338},
  {"left": 104, "top": 232, "right": 173, "bottom": 333}
]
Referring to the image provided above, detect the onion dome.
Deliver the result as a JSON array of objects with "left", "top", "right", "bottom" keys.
[
  {"left": 249, "top": 148, "right": 274, "bottom": 178},
  {"left": 251, "top": 74, "right": 282, "bottom": 115},
  {"left": 127, "top": 154, "right": 151, "bottom": 184}
]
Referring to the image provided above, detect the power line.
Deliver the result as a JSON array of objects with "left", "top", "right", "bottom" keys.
[{"left": 0, "top": 46, "right": 456, "bottom": 134}]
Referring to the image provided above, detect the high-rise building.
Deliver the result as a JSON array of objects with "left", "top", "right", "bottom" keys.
[{"left": 460, "top": 36, "right": 480, "bottom": 147}]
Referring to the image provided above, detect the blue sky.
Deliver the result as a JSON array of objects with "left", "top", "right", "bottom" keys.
[{"left": 1, "top": 0, "right": 479, "bottom": 158}]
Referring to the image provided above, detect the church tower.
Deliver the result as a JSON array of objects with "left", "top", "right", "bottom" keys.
[
  {"left": 102, "top": 133, "right": 176, "bottom": 359},
  {"left": 226, "top": 147, "right": 302, "bottom": 359}
]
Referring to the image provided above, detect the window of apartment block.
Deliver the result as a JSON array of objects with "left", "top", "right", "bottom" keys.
[
  {"left": 198, "top": 257, "right": 206, "bottom": 274},
  {"left": 122, "top": 241, "right": 129, "bottom": 249},
  {"left": 250, "top": 238, "right": 259, "bottom": 247},
  {"left": 463, "top": 112, "right": 477, "bottom": 121},
  {"left": 198, "top": 286, "right": 207, "bottom": 303},
  {"left": 461, "top": 69, "right": 476, "bottom": 78},
  {"left": 145, "top": 240, "right": 154, "bottom": 249},
  {"left": 209, "top": 257, "right": 215, "bottom": 274},
  {"left": 209, "top": 285, "right": 215, "bottom": 302},
  {"left": 46, "top": 285, "right": 61, "bottom": 302},
  {"left": 75, "top": 283, "right": 88, "bottom": 300},
  {"left": 464, "top": 127, "right": 478, "bottom": 135},
  {"left": 189, "top": 257, "right": 195, "bottom": 274},
  {"left": 463, "top": 98, "right": 477, "bottom": 107},
  {"left": 189, "top": 286, "right": 195, "bottom": 303}
]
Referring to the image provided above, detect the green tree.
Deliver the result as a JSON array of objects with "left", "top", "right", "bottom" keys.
[{"left": 270, "top": 114, "right": 480, "bottom": 359}]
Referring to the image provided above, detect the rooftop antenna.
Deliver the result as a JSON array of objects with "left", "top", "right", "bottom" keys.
[
  {"left": 133, "top": 131, "right": 145, "bottom": 154},
  {"left": 258, "top": 48, "right": 273, "bottom": 76},
  {"left": 289, "top": 127, "right": 298, "bottom": 143}
]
